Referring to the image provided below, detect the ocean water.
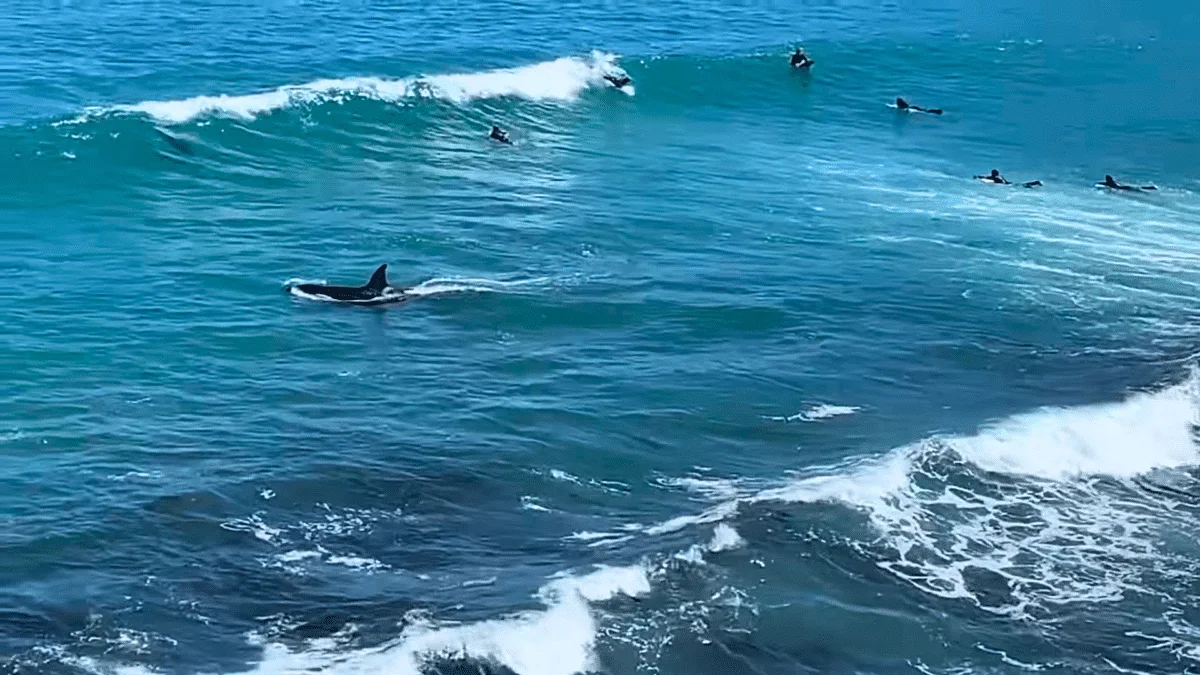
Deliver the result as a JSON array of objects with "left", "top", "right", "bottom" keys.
[{"left": 4, "top": 1, "right": 1200, "bottom": 673}]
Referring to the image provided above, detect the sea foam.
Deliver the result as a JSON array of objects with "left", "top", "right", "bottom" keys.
[
  {"left": 647, "top": 373, "right": 1200, "bottom": 615},
  {"left": 234, "top": 564, "right": 650, "bottom": 675},
  {"left": 86, "top": 53, "right": 625, "bottom": 125}
]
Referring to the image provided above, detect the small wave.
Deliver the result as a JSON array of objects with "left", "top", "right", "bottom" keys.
[
  {"left": 765, "top": 403, "right": 861, "bottom": 423},
  {"left": 80, "top": 53, "right": 625, "bottom": 125},
  {"left": 707, "top": 524, "right": 745, "bottom": 553},
  {"left": 0, "top": 429, "right": 24, "bottom": 443},
  {"left": 657, "top": 475, "right": 742, "bottom": 500},
  {"left": 520, "top": 496, "right": 552, "bottom": 512},
  {"left": 234, "top": 564, "right": 649, "bottom": 675},
  {"left": 219, "top": 514, "right": 283, "bottom": 544},
  {"left": 327, "top": 555, "right": 389, "bottom": 572}
]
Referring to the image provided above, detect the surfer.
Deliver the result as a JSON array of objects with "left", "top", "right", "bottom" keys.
[
  {"left": 603, "top": 74, "right": 632, "bottom": 88},
  {"left": 975, "top": 169, "right": 1009, "bottom": 184},
  {"left": 895, "top": 97, "right": 943, "bottom": 115},
  {"left": 790, "top": 48, "right": 814, "bottom": 69},
  {"left": 974, "top": 169, "right": 1043, "bottom": 188},
  {"left": 489, "top": 125, "right": 512, "bottom": 145},
  {"left": 1097, "top": 174, "right": 1156, "bottom": 191}
]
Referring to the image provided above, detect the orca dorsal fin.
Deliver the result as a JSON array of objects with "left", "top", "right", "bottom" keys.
[{"left": 365, "top": 264, "right": 389, "bottom": 291}]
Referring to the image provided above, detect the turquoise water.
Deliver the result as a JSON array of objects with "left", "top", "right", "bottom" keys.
[{"left": 4, "top": 3, "right": 1200, "bottom": 674}]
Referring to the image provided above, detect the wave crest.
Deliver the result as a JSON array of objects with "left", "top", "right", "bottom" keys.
[{"left": 86, "top": 53, "right": 625, "bottom": 125}]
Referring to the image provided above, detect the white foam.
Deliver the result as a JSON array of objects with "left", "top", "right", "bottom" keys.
[
  {"left": 520, "top": 495, "right": 551, "bottom": 512},
  {"left": 403, "top": 276, "right": 549, "bottom": 298},
  {"left": 220, "top": 514, "right": 283, "bottom": 544},
  {"left": 746, "top": 376, "right": 1200, "bottom": 614},
  {"left": 91, "top": 53, "right": 625, "bottom": 124},
  {"left": 659, "top": 476, "right": 742, "bottom": 501},
  {"left": 547, "top": 468, "right": 582, "bottom": 484},
  {"left": 236, "top": 564, "right": 649, "bottom": 675},
  {"left": 707, "top": 524, "right": 745, "bottom": 553},
  {"left": 627, "top": 375, "right": 1200, "bottom": 616},
  {"left": 567, "top": 531, "right": 624, "bottom": 542},
  {"left": 674, "top": 545, "right": 707, "bottom": 565},
  {"left": 643, "top": 500, "right": 739, "bottom": 536},
  {"left": 767, "top": 404, "right": 861, "bottom": 423},
  {"left": 327, "top": 555, "right": 389, "bottom": 572},
  {"left": 277, "top": 550, "right": 322, "bottom": 563},
  {"left": 949, "top": 383, "right": 1199, "bottom": 480}
]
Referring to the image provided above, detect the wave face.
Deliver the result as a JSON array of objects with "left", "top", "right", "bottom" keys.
[{"left": 6, "top": 2, "right": 1200, "bottom": 675}]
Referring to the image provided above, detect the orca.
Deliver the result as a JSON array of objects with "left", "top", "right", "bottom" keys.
[
  {"left": 895, "top": 97, "right": 943, "bottom": 115},
  {"left": 290, "top": 264, "right": 408, "bottom": 305}
]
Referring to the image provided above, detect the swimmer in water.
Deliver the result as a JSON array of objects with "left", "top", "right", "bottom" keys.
[
  {"left": 489, "top": 125, "right": 512, "bottom": 145},
  {"left": 603, "top": 74, "right": 632, "bottom": 88},
  {"left": 1097, "top": 174, "right": 1156, "bottom": 191},
  {"left": 896, "top": 97, "right": 943, "bottom": 115},
  {"left": 975, "top": 169, "right": 1009, "bottom": 184},
  {"left": 974, "top": 169, "right": 1043, "bottom": 188},
  {"left": 790, "top": 48, "right": 814, "bottom": 69}
]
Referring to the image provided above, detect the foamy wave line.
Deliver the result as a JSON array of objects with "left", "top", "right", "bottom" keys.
[
  {"left": 77, "top": 53, "right": 625, "bottom": 125},
  {"left": 639, "top": 373, "right": 1200, "bottom": 614},
  {"left": 237, "top": 564, "right": 649, "bottom": 675}
]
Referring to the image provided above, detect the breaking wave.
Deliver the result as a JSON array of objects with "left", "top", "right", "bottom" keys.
[
  {"left": 649, "top": 371, "right": 1200, "bottom": 616},
  {"left": 237, "top": 565, "right": 650, "bottom": 675},
  {"left": 76, "top": 53, "right": 626, "bottom": 125}
]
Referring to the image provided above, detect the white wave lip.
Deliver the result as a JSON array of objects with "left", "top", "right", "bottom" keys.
[
  {"left": 768, "top": 403, "right": 861, "bottom": 423},
  {"left": 953, "top": 383, "right": 1200, "bottom": 480},
  {"left": 238, "top": 564, "right": 649, "bottom": 675},
  {"left": 707, "top": 523, "right": 745, "bottom": 553},
  {"left": 105, "top": 53, "right": 625, "bottom": 124}
]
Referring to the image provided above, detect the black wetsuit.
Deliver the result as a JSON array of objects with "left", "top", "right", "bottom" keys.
[
  {"left": 790, "top": 51, "right": 813, "bottom": 68},
  {"left": 604, "top": 74, "right": 631, "bottom": 88},
  {"left": 975, "top": 171, "right": 1010, "bottom": 184},
  {"left": 489, "top": 126, "right": 512, "bottom": 144},
  {"left": 975, "top": 171, "right": 1041, "bottom": 188}
]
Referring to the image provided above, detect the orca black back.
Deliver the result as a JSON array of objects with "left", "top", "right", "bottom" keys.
[{"left": 290, "top": 264, "right": 407, "bottom": 305}]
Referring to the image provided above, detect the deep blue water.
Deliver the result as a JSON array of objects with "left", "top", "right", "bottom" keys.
[{"left": 4, "top": 2, "right": 1200, "bottom": 674}]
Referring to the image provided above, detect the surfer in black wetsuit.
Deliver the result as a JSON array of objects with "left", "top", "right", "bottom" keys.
[
  {"left": 896, "top": 97, "right": 943, "bottom": 115},
  {"left": 975, "top": 169, "right": 1009, "bottom": 184},
  {"left": 489, "top": 125, "right": 512, "bottom": 145},
  {"left": 1097, "top": 174, "right": 1156, "bottom": 191},
  {"left": 603, "top": 74, "right": 632, "bottom": 88},
  {"left": 790, "top": 48, "right": 814, "bottom": 69},
  {"left": 974, "top": 169, "right": 1043, "bottom": 188}
]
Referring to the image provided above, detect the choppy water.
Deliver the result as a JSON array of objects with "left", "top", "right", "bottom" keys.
[{"left": 4, "top": 2, "right": 1200, "bottom": 674}]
